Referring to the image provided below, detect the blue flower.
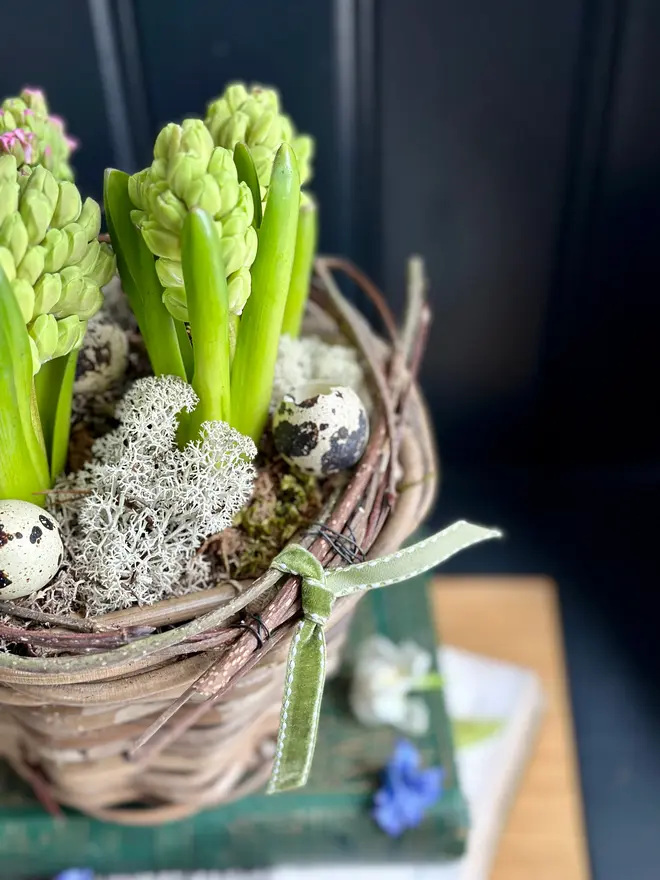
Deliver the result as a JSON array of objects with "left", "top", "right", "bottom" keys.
[
  {"left": 54, "top": 870, "right": 94, "bottom": 880},
  {"left": 372, "top": 739, "right": 444, "bottom": 837}
]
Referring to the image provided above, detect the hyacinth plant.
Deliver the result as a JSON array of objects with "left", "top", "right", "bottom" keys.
[
  {"left": 106, "top": 82, "right": 317, "bottom": 444},
  {"left": 0, "top": 80, "right": 315, "bottom": 510},
  {"left": 0, "top": 91, "right": 114, "bottom": 505}
]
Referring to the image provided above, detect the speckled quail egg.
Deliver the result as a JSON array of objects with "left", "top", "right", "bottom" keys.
[
  {"left": 272, "top": 382, "right": 370, "bottom": 476},
  {"left": 74, "top": 318, "right": 129, "bottom": 396},
  {"left": 0, "top": 500, "right": 64, "bottom": 599}
]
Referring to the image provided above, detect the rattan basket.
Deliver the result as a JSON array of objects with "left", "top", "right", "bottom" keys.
[{"left": 0, "top": 258, "right": 437, "bottom": 825}]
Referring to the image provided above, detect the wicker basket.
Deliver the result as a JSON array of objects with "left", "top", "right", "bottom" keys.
[{"left": 0, "top": 259, "right": 437, "bottom": 825}]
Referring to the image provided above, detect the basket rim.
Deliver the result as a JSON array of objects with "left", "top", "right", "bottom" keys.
[{"left": 0, "top": 257, "right": 436, "bottom": 675}]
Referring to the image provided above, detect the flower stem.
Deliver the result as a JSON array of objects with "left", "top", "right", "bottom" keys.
[
  {"left": 34, "top": 348, "right": 78, "bottom": 480},
  {"left": 282, "top": 193, "right": 318, "bottom": 338},
  {"left": 181, "top": 207, "right": 231, "bottom": 442},
  {"left": 230, "top": 144, "right": 300, "bottom": 442},
  {"left": 104, "top": 169, "right": 187, "bottom": 380}
]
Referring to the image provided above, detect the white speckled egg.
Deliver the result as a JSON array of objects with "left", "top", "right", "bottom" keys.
[
  {"left": 74, "top": 318, "right": 129, "bottom": 397},
  {"left": 272, "top": 382, "right": 369, "bottom": 476},
  {"left": 0, "top": 500, "right": 64, "bottom": 599}
]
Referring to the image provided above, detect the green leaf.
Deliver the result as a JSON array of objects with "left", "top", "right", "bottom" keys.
[
  {"left": 233, "top": 143, "right": 263, "bottom": 229},
  {"left": 452, "top": 718, "right": 504, "bottom": 749},
  {"left": 0, "top": 266, "right": 50, "bottom": 504},
  {"left": 104, "top": 168, "right": 187, "bottom": 380},
  {"left": 181, "top": 207, "right": 232, "bottom": 441},
  {"left": 282, "top": 193, "right": 318, "bottom": 338},
  {"left": 175, "top": 319, "right": 194, "bottom": 382},
  {"left": 231, "top": 144, "right": 300, "bottom": 441},
  {"left": 412, "top": 671, "right": 444, "bottom": 692},
  {"left": 34, "top": 349, "right": 78, "bottom": 480}
]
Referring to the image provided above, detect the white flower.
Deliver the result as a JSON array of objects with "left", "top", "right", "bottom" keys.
[{"left": 349, "top": 635, "right": 437, "bottom": 736}]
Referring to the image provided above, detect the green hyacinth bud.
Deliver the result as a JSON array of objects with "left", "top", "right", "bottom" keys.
[
  {"left": 11, "top": 277, "right": 35, "bottom": 322},
  {"left": 53, "top": 266, "right": 102, "bottom": 319},
  {"left": 64, "top": 221, "right": 88, "bottom": 265},
  {"left": 205, "top": 82, "right": 315, "bottom": 195},
  {"left": 33, "top": 272, "right": 62, "bottom": 315},
  {"left": 0, "top": 213, "right": 29, "bottom": 265},
  {"left": 52, "top": 180, "right": 82, "bottom": 228},
  {"left": 127, "top": 167, "right": 150, "bottom": 211},
  {"left": 77, "top": 198, "right": 102, "bottom": 241},
  {"left": 0, "top": 244, "right": 16, "bottom": 282},
  {"left": 76, "top": 239, "right": 114, "bottom": 287},
  {"left": 227, "top": 266, "right": 252, "bottom": 315},
  {"left": 42, "top": 227, "right": 70, "bottom": 273},
  {"left": 149, "top": 185, "right": 188, "bottom": 232},
  {"left": 129, "top": 119, "right": 257, "bottom": 321},
  {"left": 17, "top": 244, "right": 45, "bottom": 284},
  {"left": 162, "top": 287, "right": 189, "bottom": 323},
  {"left": 19, "top": 164, "right": 59, "bottom": 243},
  {"left": 0, "top": 88, "right": 77, "bottom": 180},
  {"left": 0, "top": 153, "right": 114, "bottom": 369},
  {"left": 155, "top": 256, "right": 184, "bottom": 289},
  {"left": 0, "top": 172, "right": 19, "bottom": 227},
  {"left": 140, "top": 218, "right": 181, "bottom": 260},
  {"left": 54, "top": 314, "right": 86, "bottom": 359},
  {"left": 28, "top": 312, "right": 58, "bottom": 363}
]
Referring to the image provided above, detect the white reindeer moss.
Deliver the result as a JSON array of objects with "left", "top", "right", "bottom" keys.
[
  {"left": 49, "top": 376, "right": 257, "bottom": 614},
  {"left": 272, "top": 334, "right": 369, "bottom": 409}
]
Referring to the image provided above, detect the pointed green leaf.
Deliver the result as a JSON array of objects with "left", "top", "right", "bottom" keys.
[
  {"left": 181, "top": 208, "right": 231, "bottom": 440},
  {"left": 175, "top": 319, "right": 194, "bottom": 383},
  {"left": 412, "top": 671, "right": 444, "bottom": 692},
  {"left": 35, "top": 349, "right": 78, "bottom": 480},
  {"left": 233, "top": 143, "right": 262, "bottom": 229},
  {"left": 282, "top": 193, "right": 318, "bottom": 337},
  {"left": 452, "top": 718, "right": 504, "bottom": 749},
  {"left": 0, "top": 266, "right": 50, "bottom": 503},
  {"left": 231, "top": 144, "right": 300, "bottom": 441}
]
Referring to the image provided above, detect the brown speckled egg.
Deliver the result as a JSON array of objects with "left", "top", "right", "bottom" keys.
[
  {"left": 74, "top": 319, "right": 129, "bottom": 396},
  {"left": 0, "top": 500, "right": 63, "bottom": 599},
  {"left": 272, "top": 383, "right": 369, "bottom": 476}
]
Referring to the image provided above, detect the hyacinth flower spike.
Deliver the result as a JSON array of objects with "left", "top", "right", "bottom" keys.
[
  {"left": 104, "top": 168, "right": 188, "bottom": 381},
  {"left": 206, "top": 84, "right": 317, "bottom": 339},
  {"left": 0, "top": 154, "right": 113, "bottom": 493},
  {"left": 0, "top": 87, "right": 78, "bottom": 180}
]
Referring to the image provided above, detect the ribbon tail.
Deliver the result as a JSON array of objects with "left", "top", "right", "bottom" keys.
[
  {"left": 267, "top": 619, "right": 327, "bottom": 793},
  {"left": 327, "top": 520, "right": 502, "bottom": 596}
]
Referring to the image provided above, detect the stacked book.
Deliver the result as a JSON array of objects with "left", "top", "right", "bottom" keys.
[{"left": 0, "top": 571, "right": 542, "bottom": 880}]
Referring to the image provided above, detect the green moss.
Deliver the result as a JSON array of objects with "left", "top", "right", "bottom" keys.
[{"left": 223, "top": 461, "right": 324, "bottom": 578}]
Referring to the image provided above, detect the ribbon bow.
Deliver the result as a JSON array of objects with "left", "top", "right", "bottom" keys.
[{"left": 267, "top": 519, "right": 501, "bottom": 793}]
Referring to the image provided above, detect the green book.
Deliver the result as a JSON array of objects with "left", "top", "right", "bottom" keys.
[{"left": 0, "top": 572, "right": 467, "bottom": 879}]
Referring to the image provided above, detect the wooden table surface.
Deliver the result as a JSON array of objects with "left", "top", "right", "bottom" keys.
[{"left": 432, "top": 577, "right": 591, "bottom": 880}]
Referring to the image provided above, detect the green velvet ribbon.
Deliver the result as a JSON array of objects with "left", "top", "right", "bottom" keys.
[{"left": 267, "top": 519, "right": 502, "bottom": 793}]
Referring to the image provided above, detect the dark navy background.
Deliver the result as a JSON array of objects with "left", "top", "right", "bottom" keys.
[{"left": 3, "top": 2, "right": 660, "bottom": 876}]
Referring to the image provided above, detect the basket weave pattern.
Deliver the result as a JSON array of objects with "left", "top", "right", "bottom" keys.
[{"left": 0, "top": 261, "right": 437, "bottom": 825}]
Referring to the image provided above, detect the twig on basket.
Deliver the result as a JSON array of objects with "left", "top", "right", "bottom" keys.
[
  {"left": 128, "top": 428, "right": 384, "bottom": 761},
  {"left": 313, "top": 259, "right": 398, "bottom": 464},
  {"left": 315, "top": 255, "right": 398, "bottom": 342},
  {"left": 0, "top": 623, "right": 155, "bottom": 651},
  {"left": 0, "top": 601, "right": 101, "bottom": 633}
]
